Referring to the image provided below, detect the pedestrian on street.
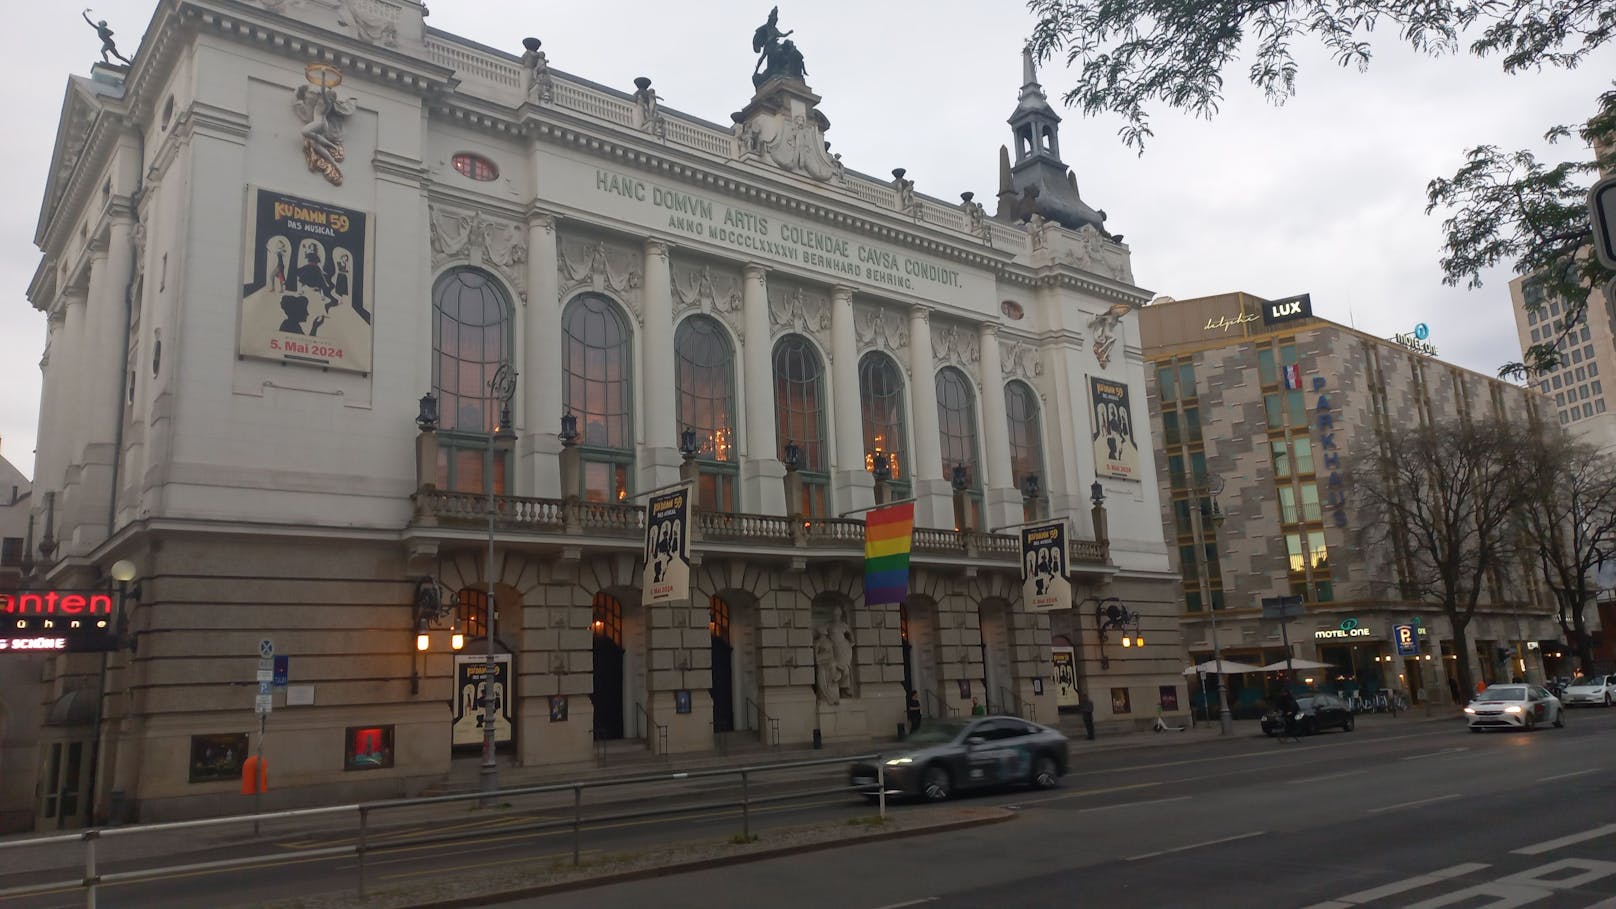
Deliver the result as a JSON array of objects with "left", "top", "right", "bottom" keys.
[
  {"left": 1078, "top": 689, "right": 1096, "bottom": 740},
  {"left": 906, "top": 688, "right": 922, "bottom": 735}
]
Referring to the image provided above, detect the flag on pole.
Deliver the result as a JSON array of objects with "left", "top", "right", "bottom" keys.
[
  {"left": 864, "top": 503, "right": 915, "bottom": 606},
  {"left": 1282, "top": 363, "right": 1302, "bottom": 389}
]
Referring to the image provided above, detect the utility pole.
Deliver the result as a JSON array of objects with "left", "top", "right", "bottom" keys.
[
  {"left": 1189, "top": 472, "right": 1234, "bottom": 735},
  {"left": 481, "top": 364, "right": 517, "bottom": 802}
]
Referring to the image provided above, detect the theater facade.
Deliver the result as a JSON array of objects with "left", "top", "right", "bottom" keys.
[{"left": 15, "top": 0, "right": 1182, "bottom": 826}]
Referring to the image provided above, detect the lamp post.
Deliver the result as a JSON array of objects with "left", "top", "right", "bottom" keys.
[
  {"left": 1021, "top": 472, "right": 1041, "bottom": 522},
  {"left": 1188, "top": 472, "right": 1234, "bottom": 735},
  {"left": 481, "top": 364, "right": 518, "bottom": 800},
  {"left": 87, "top": 558, "right": 139, "bottom": 826}
]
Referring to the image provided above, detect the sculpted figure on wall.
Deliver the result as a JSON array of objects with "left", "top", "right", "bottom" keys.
[
  {"left": 292, "top": 65, "right": 356, "bottom": 186},
  {"left": 521, "top": 38, "right": 554, "bottom": 103},
  {"left": 813, "top": 605, "right": 856, "bottom": 704}
]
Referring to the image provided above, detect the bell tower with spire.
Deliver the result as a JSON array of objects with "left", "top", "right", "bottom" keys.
[{"left": 994, "top": 48, "right": 1108, "bottom": 233}]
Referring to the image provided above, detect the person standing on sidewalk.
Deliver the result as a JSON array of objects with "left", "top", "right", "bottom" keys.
[
  {"left": 1078, "top": 689, "right": 1096, "bottom": 740},
  {"left": 906, "top": 689, "right": 922, "bottom": 735}
]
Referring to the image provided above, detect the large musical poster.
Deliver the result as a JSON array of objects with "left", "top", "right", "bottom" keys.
[
  {"left": 1089, "top": 376, "right": 1140, "bottom": 480},
  {"left": 239, "top": 187, "right": 374, "bottom": 372}
]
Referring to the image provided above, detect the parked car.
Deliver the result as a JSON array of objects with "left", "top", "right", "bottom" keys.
[
  {"left": 1560, "top": 674, "right": 1616, "bottom": 708},
  {"left": 1465, "top": 684, "right": 1565, "bottom": 731},
  {"left": 848, "top": 716, "right": 1069, "bottom": 801},
  {"left": 1260, "top": 694, "right": 1356, "bottom": 736}
]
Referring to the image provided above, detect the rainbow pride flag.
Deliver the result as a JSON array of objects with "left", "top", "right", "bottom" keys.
[{"left": 864, "top": 503, "right": 915, "bottom": 606}]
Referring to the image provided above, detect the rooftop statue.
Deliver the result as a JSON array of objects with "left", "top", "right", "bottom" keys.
[
  {"left": 82, "top": 8, "right": 132, "bottom": 66},
  {"left": 752, "top": 7, "right": 807, "bottom": 88}
]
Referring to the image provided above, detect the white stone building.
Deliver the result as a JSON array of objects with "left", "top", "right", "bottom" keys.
[{"left": 16, "top": 0, "right": 1181, "bottom": 827}]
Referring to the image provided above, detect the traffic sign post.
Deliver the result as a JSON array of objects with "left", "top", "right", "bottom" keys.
[
  {"left": 1261, "top": 596, "right": 1306, "bottom": 686},
  {"left": 1591, "top": 176, "right": 1616, "bottom": 271},
  {"left": 250, "top": 641, "right": 274, "bottom": 833}
]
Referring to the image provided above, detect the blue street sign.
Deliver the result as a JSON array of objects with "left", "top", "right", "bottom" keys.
[
  {"left": 273, "top": 655, "right": 289, "bottom": 687},
  {"left": 258, "top": 680, "right": 272, "bottom": 696},
  {"left": 1393, "top": 624, "right": 1419, "bottom": 657}
]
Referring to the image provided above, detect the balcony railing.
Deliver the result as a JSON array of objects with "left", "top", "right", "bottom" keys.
[{"left": 412, "top": 491, "right": 1109, "bottom": 567}]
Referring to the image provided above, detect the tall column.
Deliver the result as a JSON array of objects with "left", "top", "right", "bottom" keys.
[
  {"left": 639, "top": 238, "right": 680, "bottom": 493},
  {"left": 523, "top": 211, "right": 563, "bottom": 498},
  {"left": 830, "top": 285, "right": 873, "bottom": 514},
  {"left": 907, "top": 306, "right": 947, "bottom": 528},
  {"left": 741, "top": 264, "right": 785, "bottom": 514},
  {"left": 977, "top": 323, "right": 1018, "bottom": 530},
  {"left": 73, "top": 221, "right": 133, "bottom": 551}
]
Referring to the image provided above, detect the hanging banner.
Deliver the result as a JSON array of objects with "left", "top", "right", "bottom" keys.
[
  {"left": 1051, "top": 646, "right": 1080, "bottom": 709},
  {"left": 452, "top": 654, "right": 513, "bottom": 747},
  {"left": 239, "top": 186, "right": 375, "bottom": 373},
  {"left": 864, "top": 502, "right": 916, "bottom": 606},
  {"left": 644, "top": 483, "right": 693, "bottom": 603},
  {"left": 1021, "top": 520, "right": 1072, "bottom": 612},
  {"left": 1089, "top": 376, "right": 1140, "bottom": 480}
]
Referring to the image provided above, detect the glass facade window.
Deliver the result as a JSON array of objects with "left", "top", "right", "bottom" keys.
[
  {"left": 675, "top": 315, "right": 737, "bottom": 511},
  {"left": 1163, "top": 411, "right": 1181, "bottom": 445},
  {"left": 1257, "top": 348, "right": 1276, "bottom": 387},
  {"left": 1301, "top": 483, "right": 1322, "bottom": 521},
  {"left": 564, "top": 294, "right": 634, "bottom": 502},
  {"left": 1278, "top": 486, "right": 1297, "bottom": 523},
  {"left": 936, "top": 366, "right": 982, "bottom": 527},
  {"left": 1156, "top": 365, "right": 1176, "bottom": 403},
  {"left": 860, "top": 352, "right": 910, "bottom": 500},
  {"left": 1265, "top": 394, "right": 1283, "bottom": 427},
  {"left": 1005, "top": 380, "right": 1046, "bottom": 520},
  {"left": 432, "top": 267, "right": 512, "bottom": 494},
  {"left": 1294, "top": 438, "right": 1315, "bottom": 475},
  {"left": 1271, "top": 440, "right": 1291, "bottom": 478},
  {"left": 774, "top": 334, "right": 829, "bottom": 516},
  {"left": 1184, "top": 406, "right": 1202, "bottom": 442},
  {"left": 1177, "top": 363, "right": 1196, "bottom": 396}
]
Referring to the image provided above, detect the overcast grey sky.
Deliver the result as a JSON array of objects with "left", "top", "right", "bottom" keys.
[{"left": 2, "top": 0, "right": 1610, "bottom": 480}]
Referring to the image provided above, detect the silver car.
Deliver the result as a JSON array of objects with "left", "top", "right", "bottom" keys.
[
  {"left": 1465, "top": 684, "right": 1566, "bottom": 731},
  {"left": 1561, "top": 674, "right": 1616, "bottom": 707},
  {"left": 849, "top": 716, "right": 1069, "bottom": 801}
]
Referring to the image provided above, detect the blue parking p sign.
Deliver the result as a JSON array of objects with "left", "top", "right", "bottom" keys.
[{"left": 1393, "top": 624, "right": 1418, "bottom": 657}]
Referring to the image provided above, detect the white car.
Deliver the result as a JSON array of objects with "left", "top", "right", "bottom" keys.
[
  {"left": 1465, "top": 684, "right": 1565, "bottom": 732},
  {"left": 1561, "top": 674, "right": 1616, "bottom": 707}
]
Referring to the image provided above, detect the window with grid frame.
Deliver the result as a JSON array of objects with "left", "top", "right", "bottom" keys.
[
  {"left": 675, "top": 315, "right": 738, "bottom": 512},
  {"left": 1005, "top": 380, "right": 1047, "bottom": 520},
  {"left": 564, "top": 294, "right": 635, "bottom": 503},
  {"left": 859, "top": 352, "right": 911, "bottom": 501},
  {"left": 432, "top": 267, "right": 513, "bottom": 495},
  {"left": 936, "top": 366, "right": 983, "bottom": 528},
  {"left": 773, "top": 334, "right": 829, "bottom": 516}
]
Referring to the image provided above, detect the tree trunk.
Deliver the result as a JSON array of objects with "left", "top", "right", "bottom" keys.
[
  {"left": 1571, "top": 601, "right": 1595, "bottom": 676},
  {"left": 1449, "top": 618, "right": 1475, "bottom": 701}
]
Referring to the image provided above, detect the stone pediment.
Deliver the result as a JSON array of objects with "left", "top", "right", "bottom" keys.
[{"left": 36, "top": 78, "right": 114, "bottom": 247}]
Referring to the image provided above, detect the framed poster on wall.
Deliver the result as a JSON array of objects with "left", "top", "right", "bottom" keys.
[{"left": 453, "top": 654, "right": 514, "bottom": 747}]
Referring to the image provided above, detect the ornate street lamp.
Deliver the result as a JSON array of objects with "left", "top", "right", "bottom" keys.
[
  {"left": 481, "top": 363, "right": 518, "bottom": 800},
  {"left": 1021, "top": 472, "right": 1041, "bottom": 501},
  {"left": 871, "top": 449, "right": 892, "bottom": 482},
  {"left": 416, "top": 393, "right": 439, "bottom": 431},
  {"left": 782, "top": 439, "right": 802, "bottom": 472},
  {"left": 1090, "top": 480, "right": 1105, "bottom": 507},
  {"left": 950, "top": 464, "right": 970, "bottom": 493},
  {"left": 680, "top": 426, "right": 700, "bottom": 461},
  {"left": 558, "top": 409, "right": 579, "bottom": 447}
]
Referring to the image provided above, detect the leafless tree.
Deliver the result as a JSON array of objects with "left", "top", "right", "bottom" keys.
[
  {"left": 1516, "top": 425, "right": 1616, "bottom": 675},
  {"left": 1350, "top": 418, "right": 1537, "bottom": 697}
]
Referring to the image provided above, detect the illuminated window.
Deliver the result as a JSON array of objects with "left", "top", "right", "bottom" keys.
[
  {"left": 774, "top": 334, "right": 828, "bottom": 516},
  {"left": 1005, "top": 380, "right": 1046, "bottom": 520},
  {"left": 432, "top": 268, "right": 512, "bottom": 494},
  {"left": 451, "top": 152, "right": 499, "bottom": 181},
  {"left": 564, "top": 294, "right": 634, "bottom": 503},
  {"left": 937, "top": 366, "right": 982, "bottom": 528},
  {"left": 675, "top": 315, "right": 737, "bottom": 511},
  {"left": 859, "top": 352, "right": 909, "bottom": 499}
]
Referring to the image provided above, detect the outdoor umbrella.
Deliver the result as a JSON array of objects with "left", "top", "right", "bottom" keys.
[
  {"left": 1182, "top": 659, "right": 1266, "bottom": 675},
  {"left": 1258, "top": 658, "right": 1333, "bottom": 671}
]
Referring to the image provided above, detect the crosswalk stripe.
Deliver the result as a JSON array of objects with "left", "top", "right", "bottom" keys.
[
  {"left": 1318, "top": 862, "right": 1491, "bottom": 906},
  {"left": 1513, "top": 823, "right": 1616, "bottom": 856}
]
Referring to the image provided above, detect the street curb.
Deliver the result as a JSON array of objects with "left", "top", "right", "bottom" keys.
[{"left": 378, "top": 807, "right": 1017, "bottom": 909}]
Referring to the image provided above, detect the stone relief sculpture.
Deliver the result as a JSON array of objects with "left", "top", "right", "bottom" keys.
[
  {"left": 1000, "top": 339, "right": 1043, "bottom": 382},
  {"left": 813, "top": 605, "right": 855, "bottom": 704},
  {"left": 1027, "top": 213, "right": 1052, "bottom": 252},
  {"left": 960, "top": 192, "right": 992, "bottom": 245},
  {"left": 1086, "top": 302, "right": 1132, "bottom": 369},
  {"left": 292, "top": 65, "right": 356, "bottom": 186},
  {"left": 521, "top": 38, "right": 554, "bottom": 103},
  {"left": 768, "top": 284, "right": 831, "bottom": 341},
  {"left": 854, "top": 304, "right": 909, "bottom": 358},
  {"left": 736, "top": 109, "right": 841, "bottom": 182},
  {"left": 558, "top": 235, "right": 644, "bottom": 319},
  {"left": 336, "top": 0, "right": 399, "bottom": 48},
  {"left": 1072, "top": 224, "right": 1131, "bottom": 281},
  {"left": 429, "top": 206, "right": 529, "bottom": 300},
  {"left": 931, "top": 322, "right": 981, "bottom": 370},
  {"left": 672, "top": 262, "right": 744, "bottom": 336}
]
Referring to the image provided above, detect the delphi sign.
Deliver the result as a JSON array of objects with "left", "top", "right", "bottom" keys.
[{"left": 1, "top": 590, "right": 118, "bottom": 653}]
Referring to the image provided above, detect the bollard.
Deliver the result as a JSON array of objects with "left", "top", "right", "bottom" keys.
[
  {"left": 357, "top": 806, "right": 369, "bottom": 898},
  {"left": 741, "top": 769, "right": 751, "bottom": 840},
  {"left": 572, "top": 785, "right": 582, "bottom": 866},
  {"left": 897, "top": 722, "right": 906, "bottom": 740},
  {"left": 812, "top": 728, "right": 822, "bottom": 750}
]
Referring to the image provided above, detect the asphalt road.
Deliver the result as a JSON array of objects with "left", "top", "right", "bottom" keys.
[
  {"left": 4, "top": 711, "right": 1611, "bottom": 908},
  {"left": 502, "top": 709, "right": 1616, "bottom": 909}
]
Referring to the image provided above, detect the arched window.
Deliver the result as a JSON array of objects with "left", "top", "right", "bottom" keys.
[
  {"left": 936, "top": 366, "right": 981, "bottom": 529},
  {"left": 1005, "top": 380, "right": 1046, "bottom": 521},
  {"left": 675, "top": 315, "right": 738, "bottom": 511},
  {"left": 432, "top": 267, "right": 512, "bottom": 494},
  {"left": 773, "top": 334, "right": 828, "bottom": 517},
  {"left": 563, "top": 294, "right": 634, "bottom": 503},
  {"left": 859, "top": 352, "right": 910, "bottom": 502}
]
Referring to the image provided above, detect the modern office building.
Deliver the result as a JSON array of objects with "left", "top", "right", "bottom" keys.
[
  {"left": 1140, "top": 292, "right": 1565, "bottom": 716},
  {"left": 1507, "top": 273, "right": 1616, "bottom": 450},
  {"left": 11, "top": 0, "right": 1185, "bottom": 828}
]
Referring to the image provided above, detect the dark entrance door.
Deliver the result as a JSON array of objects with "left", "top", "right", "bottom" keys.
[
  {"left": 711, "top": 596, "right": 734, "bottom": 733},
  {"left": 900, "top": 603, "right": 915, "bottom": 698},
  {"left": 593, "top": 593, "right": 625, "bottom": 740}
]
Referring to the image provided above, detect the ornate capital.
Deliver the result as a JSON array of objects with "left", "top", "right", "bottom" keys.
[
  {"left": 742, "top": 263, "right": 769, "bottom": 283},
  {"left": 909, "top": 305, "right": 931, "bottom": 324},
  {"left": 644, "top": 237, "right": 670, "bottom": 259}
]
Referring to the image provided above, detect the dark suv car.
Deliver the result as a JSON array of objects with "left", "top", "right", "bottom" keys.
[{"left": 1261, "top": 693, "right": 1355, "bottom": 736}]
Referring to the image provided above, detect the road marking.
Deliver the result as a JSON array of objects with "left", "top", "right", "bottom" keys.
[
  {"left": 867, "top": 899, "right": 938, "bottom": 909},
  {"left": 1075, "top": 795, "right": 1192, "bottom": 813},
  {"left": 1538, "top": 768, "right": 1603, "bottom": 783},
  {"left": 1513, "top": 823, "right": 1616, "bottom": 855},
  {"left": 1399, "top": 747, "right": 1470, "bottom": 761},
  {"left": 1015, "top": 780, "right": 1163, "bottom": 805},
  {"left": 1286, "top": 770, "right": 1368, "bottom": 785},
  {"left": 1300, "top": 862, "right": 1491, "bottom": 907},
  {"left": 1126, "top": 830, "right": 1264, "bottom": 861},
  {"left": 1366, "top": 793, "right": 1461, "bottom": 814}
]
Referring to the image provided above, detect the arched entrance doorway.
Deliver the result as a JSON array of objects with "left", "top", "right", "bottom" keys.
[
  {"left": 979, "top": 598, "right": 1013, "bottom": 713},
  {"left": 710, "top": 596, "right": 734, "bottom": 733},
  {"left": 901, "top": 598, "right": 941, "bottom": 717},
  {"left": 593, "top": 592, "right": 625, "bottom": 740}
]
